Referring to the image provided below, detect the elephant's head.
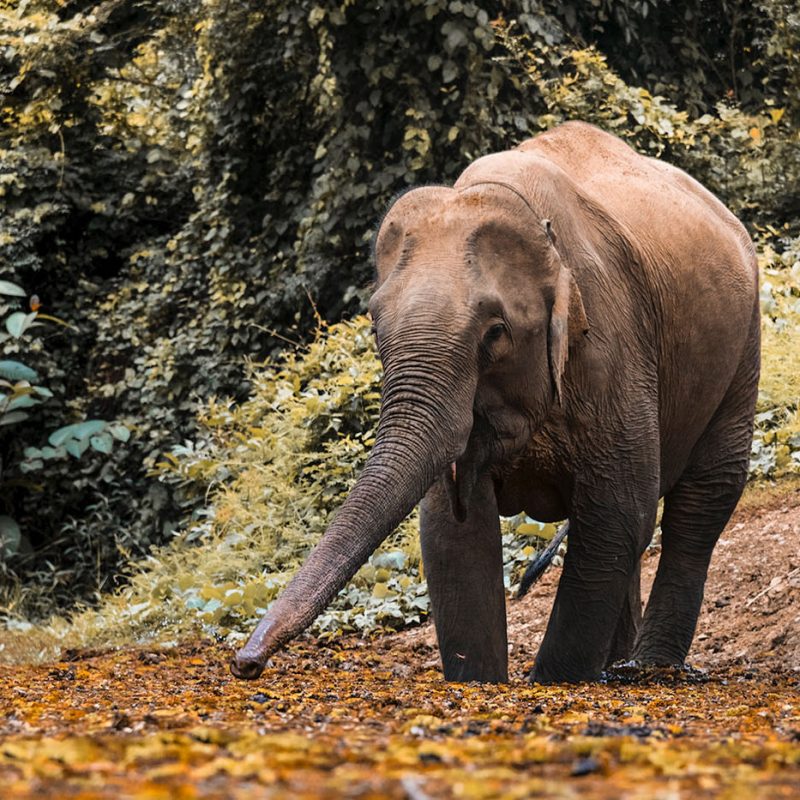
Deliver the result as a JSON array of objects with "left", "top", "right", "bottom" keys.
[{"left": 231, "top": 182, "right": 587, "bottom": 679}]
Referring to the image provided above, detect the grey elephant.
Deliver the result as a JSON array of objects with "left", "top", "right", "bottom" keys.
[{"left": 231, "top": 121, "right": 760, "bottom": 683}]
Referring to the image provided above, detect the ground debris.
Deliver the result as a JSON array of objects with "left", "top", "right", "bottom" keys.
[
  {"left": 1, "top": 488, "right": 799, "bottom": 797},
  {"left": 0, "top": 640, "right": 798, "bottom": 799}
]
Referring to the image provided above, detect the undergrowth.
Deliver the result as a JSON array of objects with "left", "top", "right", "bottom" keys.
[{"left": 753, "top": 232, "right": 800, "bottom": 477}]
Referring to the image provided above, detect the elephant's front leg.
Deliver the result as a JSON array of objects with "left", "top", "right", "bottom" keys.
[
  {"left": 420, "top": 474, "right": 508, "bottom": 683},
  {"left": 533, "top": 468, "right": 658, "bottom": 683}
]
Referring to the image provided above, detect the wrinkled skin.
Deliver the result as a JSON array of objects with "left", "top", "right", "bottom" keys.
[{"left": 232, "top": 122, "right": 760, "bottom": 683}]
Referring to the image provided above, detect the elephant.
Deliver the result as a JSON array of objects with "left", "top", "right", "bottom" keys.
[{"left": 231, "top": 121, "right": 760, "bottom": 684}]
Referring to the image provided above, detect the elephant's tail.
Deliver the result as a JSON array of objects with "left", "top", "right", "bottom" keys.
[{"left": 516, "top": 521, "right": 569, "bottom": 599}]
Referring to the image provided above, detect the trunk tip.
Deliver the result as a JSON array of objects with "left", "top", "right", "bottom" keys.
[{"left": 230, "top": 649, "right": 267, "bottom": 680}]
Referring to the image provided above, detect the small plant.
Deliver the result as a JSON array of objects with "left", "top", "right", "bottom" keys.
[{"left": 0, "top": 280, "right": 130, "bottom": 560}]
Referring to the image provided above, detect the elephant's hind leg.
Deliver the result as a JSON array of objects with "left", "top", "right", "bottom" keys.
[
  {"left": 635, "top": 357, "right": 758, "bottom": 665},
  {"left": 420, "top": 474, "right": 508, "bottom": 683}
]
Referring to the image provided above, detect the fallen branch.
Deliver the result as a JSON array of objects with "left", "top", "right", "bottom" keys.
[
  {"left": 745, "top": 566, "right": 800, "bottom": 607},
  {"left": 516, "top": 521, "right": 569, "bottom": 599}
]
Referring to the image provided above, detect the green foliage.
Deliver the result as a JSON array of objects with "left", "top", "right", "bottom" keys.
[
  {"left": 8, "top": 317, "right": 555, "bottom": 648},
  {"left": 0, "top": 279, "right": 129, "bottom": 567},
  {"left": 4, "top": 264, "right": 798, "bottom": 650},
  {"left": 496, "top": 25, "right": 799, "bottom": 222}
]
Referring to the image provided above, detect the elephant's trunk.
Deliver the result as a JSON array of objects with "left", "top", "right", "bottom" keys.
[{"left": 231, "top": 358, "right": 473, "bottom": 679}]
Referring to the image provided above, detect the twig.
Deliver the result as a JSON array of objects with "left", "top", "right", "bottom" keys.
[
  {"left": 304, "top": 285, "right": 325, "bottom": 337},
  {"left": 247, "top": 322, "right": 307, "bottom": 350},
  {"left": 400, "top": 776, "right": 430, "bottom": 800},
  {"left": 745, "top": 566, "right": 799, "bottom": 607},
  {"left": 517, "top": 521, "right": 569, "bottom": 599}
]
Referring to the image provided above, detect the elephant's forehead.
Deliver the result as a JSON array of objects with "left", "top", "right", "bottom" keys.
[
  {"left": 383, "top": 194, "right": 529, "bottom": 250},
  {"left": 375, "top": 186, "right": 546, "bottom": 289}
]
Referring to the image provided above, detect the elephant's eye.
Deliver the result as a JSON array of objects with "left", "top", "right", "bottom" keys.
[{"left": 484, "top": 323, "right": 506, "bottom": 344}]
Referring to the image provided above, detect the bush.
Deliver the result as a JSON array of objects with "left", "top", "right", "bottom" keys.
[
  {"left": 0, "top": 278, "right": 130, "bottom": 600},
  {"left": 752, "top": 234, "right": 800, "bottom": 478}
]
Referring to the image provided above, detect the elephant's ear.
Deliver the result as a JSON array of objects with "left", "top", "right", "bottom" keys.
[{"left": 548, "top": 254, "right": 588, "bottom": 406}]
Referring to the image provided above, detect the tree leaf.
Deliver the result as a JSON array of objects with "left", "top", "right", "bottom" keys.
[
  {"left": 0, "top": 410, "right": 29, "bottom": 426},
  {"left": 108, "top": 423, "right": 131, "bottom": 442},
  {"left": 71, "top": 420, "right": 108, "bottom": 441},
  {"left": 0, "top": 515, "right": 21, "bottom": 556},
  {"left": 89, "top": 432, "right": 114, "bottom": 454},
  {"left": 0, "top": 361, "right": 38, "bottom": 382},
  {"left": 7, "top": 394, "right": 40, "bottom": 411},
  {"left": 0, "top": 281, "right": 26, "bottom": 297},
  {"left": 49, "top": 420, "right": 107, "bottom": 446},
  {"left": 65, "top": 438, "right": 90, "bottom": 458},
  {"left": 5, "top": 311, "right": 38, "bottom": 338}
]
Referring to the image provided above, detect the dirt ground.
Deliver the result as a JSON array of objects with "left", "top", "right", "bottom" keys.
[{"left": 0, "top": 484, "right": 798, "bottom": 798}]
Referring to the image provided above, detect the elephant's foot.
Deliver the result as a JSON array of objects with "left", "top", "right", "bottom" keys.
[
  {"left": 600, "top": 660, "right": 709, "bottom": 685},
  {"left": 529, "top": 660, "right": 601, "bottom": 684}
]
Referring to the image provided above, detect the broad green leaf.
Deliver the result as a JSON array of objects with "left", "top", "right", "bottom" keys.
[
  {"left": 49, "top": 424, "right": 80, "bottom": 447},
  {"left": 65, "top": 438, "right": 90, "bottom": 458},
  {"left": 89, "top": 432, "right": 114, "bottom": 454},
  {"left": 5, "top": 311, "right": 38, "bottom": 338},
  {"left": 7, "top": 394, "right": 40, "bottom": 411},
  {"left": 33, "top": 386, "right": 54, "bottom": 398},
  {"left": 49, "top": 420, "right": 106, "bottom": 446},
  {"left": 0, "top": 410, "right": 29, "bottom": 426},
  {"left": 0, "top": 281, "right": 25, "bottom": 297},
  {"left": 0, "top": 360, "right": 38, "bottom": 382},
  {"left": 0, "top": 515, "right": 21, "bottom": 556},
  {"left": 108, "top": 423, "right": 131, "bottom": 442},
  {"left": 41, "top": 446, "right": 66, "bottom": 459},
  {"left": 71, "top": 420, "right": 108, "bottom": 441}
]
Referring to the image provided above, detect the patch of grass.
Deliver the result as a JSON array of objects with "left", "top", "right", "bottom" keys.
[{"left": 739, "top": 475, "right": 800, "bottom": 512}]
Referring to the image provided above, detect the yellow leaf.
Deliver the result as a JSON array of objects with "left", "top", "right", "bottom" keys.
[
  {"left": 749, "top": 126, "right": 762, "bottom": 141},
  {"left": 127, "top": 112, "right": 148, "bottom": 127},
  {"left": 768, "top": 107, "right": 784, "bottom": 125},
  {"left": 517, "top": 522, "right": 558, "bottom": 540}
]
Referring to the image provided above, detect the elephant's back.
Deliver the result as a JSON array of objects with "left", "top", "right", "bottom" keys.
[
  {"left": 516, "top": 122, "right": 756, "bottom": 288},
  {"left": 517, "top": 122, "right": 759, "bottom": 490}
]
